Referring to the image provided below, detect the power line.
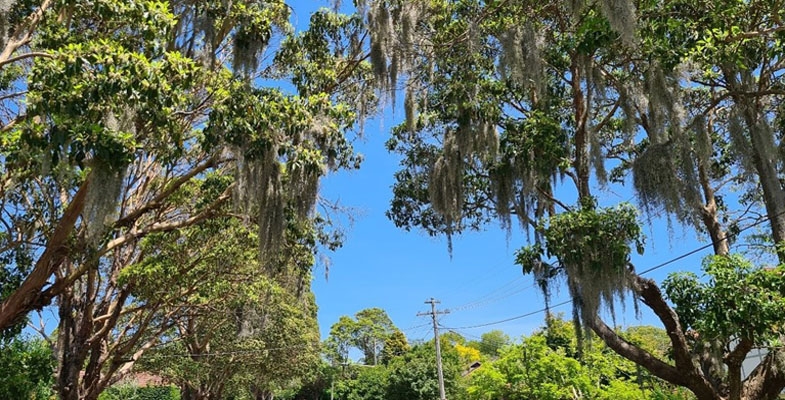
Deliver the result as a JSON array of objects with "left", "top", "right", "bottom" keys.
[
  {"left": 442, "top": 300, "right": 571, "bottom": 330},
  {"left": 448, "top": 278, "right": 534, "bottom": 312},
  {"left": 436, "top": 257, "right": 518, "bottom": 302},
  {"left": 402, "top": 322, "right": 431, "bottom": 332},
  {"left": 444, "top": 328, "right": 483, "bottom": 341},
  {"left": 450, "top": 283, "right": 536, "bottom": 312},
  {"left": 441, "top": 210, "right": 785, "bottom": 331},
  {"left": 638, "top": 212, "right": 775, "bottom": 275}
]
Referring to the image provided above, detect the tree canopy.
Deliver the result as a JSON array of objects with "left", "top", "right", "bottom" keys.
[
  {"left": 4, "top": 0, "right": 785, "bottom": 399},
  {"left": 363, "top": 0, "right": 785, "bottom": 398},
  {"left": 0, "top": 1, "right": 370, "bottom": 399}
]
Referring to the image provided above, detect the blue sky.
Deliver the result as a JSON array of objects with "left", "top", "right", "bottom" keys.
[{"left": 289, "top": 1, "right": 716, "bottom": 348}]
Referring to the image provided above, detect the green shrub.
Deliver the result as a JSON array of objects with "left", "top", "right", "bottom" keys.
[{"left": 98, "top": 384, "right": 180, "bottom": 400}]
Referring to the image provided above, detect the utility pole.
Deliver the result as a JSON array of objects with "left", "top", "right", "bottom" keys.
[{"left": 418, "top": 298, "right": 449, "bottom": 400}]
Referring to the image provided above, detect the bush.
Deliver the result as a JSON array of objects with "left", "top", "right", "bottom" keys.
[
  {"left": 0, "top": 338, "right": 55, "bottom": 399},
  {"left": 98, "top": 384, "right": 180, "bottom": 400}
]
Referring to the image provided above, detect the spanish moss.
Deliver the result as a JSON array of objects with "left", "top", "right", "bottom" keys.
[
  {"left": 83, "top": 164, "right": 125, "bottom": 246},
  {"left": 429, "top": 135, "right": 464, "bottom": 252},
  {"left": 598, "top": 0, "right": 637, "bottom": 48},
  {"left": 0, "top": 0, "right": 14, "bottom": 49},
  {"left": 234, "top": 147, "right": 286, "bottom": 256},
  {"left": 498, "top": 22, "right": 545, "bottom": 102}
]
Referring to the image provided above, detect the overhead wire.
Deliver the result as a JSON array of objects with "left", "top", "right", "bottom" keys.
[
  {"left": 447, "top": 280, "right": 536, "bottom": 312},
  {"left": 435, "top": 256, "right": 520, "bottom": 303},
  {"left": 446, "top": 276, "right": 528, "bottom": 310}
]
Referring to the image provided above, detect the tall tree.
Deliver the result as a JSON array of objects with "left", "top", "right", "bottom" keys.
[
  {"left": 128, "top": 219, "right": 322, "bottom": 400},
  {"left": 381, "top": 330, "right": 410, "bottom": 364},
  {"left": 0, "top": 2, "right": 372, "bottom": 399},
  {"left": 325, "top": 307, "right": 398, "bottom": 366},
  {"left": 477, "top": 330, "right": 510, "bottom": 357},
  {"left": 0, "top": 0, "right": 368, "bottom": 334},
  {"left": 357, "top": 0, "right": 785, "bottom": 398}
]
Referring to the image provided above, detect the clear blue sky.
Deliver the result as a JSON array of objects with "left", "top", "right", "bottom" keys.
[{"left": 288, "top": 1, "right": 716, "bottom": 348}]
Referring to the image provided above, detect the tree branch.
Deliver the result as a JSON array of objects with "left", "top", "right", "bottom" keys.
[
  {"left": 0, "top": 0, "right": 54, "bottom": 66},
  {"left": 0, "top": 172, "right": 92, "bottom": 331},
  {"left": 114, "top": 155, "right": 219, "bottom": 228},
  {"left": 0, "top": 52, "right": 53, "bottom": 69}
]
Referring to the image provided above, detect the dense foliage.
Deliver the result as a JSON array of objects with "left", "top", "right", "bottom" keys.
[
  {"left": 309, "top": 311, "right": 693, "bottom": 400},
  {"left": 0, "top": 336, "right": 55, "bottom": 399},
  {"left": 359, "top": 0, "right": 785, "bottom": 398},
  {"left": 98, "top": 385, "right": 180, "bottom": 400},
  {"left": 4, "top": 0, "right": 785, "bottom": 399},
  {"left": 0, "top": 1, "right": 369, "bottom": 399}
]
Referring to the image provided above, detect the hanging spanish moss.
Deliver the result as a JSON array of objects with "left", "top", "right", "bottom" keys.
[
  {"left": 582, "top": 57, "right": 610, "bottom": 185},
  {"left": 453, "top": 100, "right": 500, "bottom": 165},
  {"left": 644, "top": 65, "right": 670, "bottom": 144},
  {"left": 306, "top": 115, "right": 339, "bottom": 171},
  {"left": 287, "top": 157, "right": 322, "bottom": 220},
  {"left": 358, "top": 1, "right": 425, "bottom": 97},
  {"left": 632, "top": 143, "right": 678, "bottom": 213},
  {"left": 403, "top": 84, "right": 417, "bottom": 133},
  {"left": 618, "top": 80, "right": 645, "bottom": 142},
  {"left": 83, "top": 163, "right": 126, "bottom": 246},
  {"left": 632, "top": 62, "right": 706, "bottom": 227},
  {"left": 498, "top": 22, "right": 545, "bottom": 102},
  {"left": 103, "top": 108, "right": 136, "bottom": 135},
  {"left": 0, "top": 0, "right": 14, "bottom": 49},
  {"left": 598, "top": 0, "right": 637, "bottom": 48},
  {"left": 727, "top": 106, "right": 756, "bottom": 176},
  {"left": 365, "top": 1, "right": 393, "bottom": 90},
  {"left": 233, "top": 27, "right": 268, "bottom": 76},
  {"left": 82, "top": 110, "right": 137, "bottom": 245},
  {"left": 631, "top": 138, "right": 702, "bottom": 228},
  {"left": 429, "top": 135, "right": 463, "bottom": 252},
  {"left": 234, "top": 147, "right": 286, "bottom": 255},
  {"left": 590, "top": 125, "right": 607, "bottom": 185},
  {"left": 489, "top": 161, "right": 516, "bottom": 232},
  {"left": 541, "top": 204, "right": 642, "bottom": 339}
]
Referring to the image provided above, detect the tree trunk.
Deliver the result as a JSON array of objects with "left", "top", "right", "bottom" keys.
[
  {"left": 588, "top": 274, "right": 723, "bottom": 400},
  {"left": 57, "top": 276, "right": 89, "bottom": 400},
  {"left": 696, "top": 136, "right": 729, "bottom": 257},
  {"left": 725, "top": 338, "right": 753, "bottom": 400},
  {"left": 571, "top": 57, "right": 592, "bottom": 201},
  {"left": 741, "top": 349, "right": 785, "bottom": 400}
]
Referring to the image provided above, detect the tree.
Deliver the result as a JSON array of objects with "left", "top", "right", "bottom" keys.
[
  {"left": 132, "top": 221, "right": 321, "bottom": 400},
  {"left": 477, "top": 330, "right": 510, "bottom": 357},
  {"left": 381, "top": 330, "right": 410, "bottom": 364},
  {"left": 0, "top": 336, "right": 55, "bottom": 399},
  {"left": 0, "top": 1, "right": 371, "bottom": 399},
  {"left": 386, "top": 339, "right": 467, "bottom": 400},
  {"left": 467, "top": 318, "right": 693, "bottom": 400},
  {"left": 325, "top": 316, "right": 357, "bottom": 366},
  {"left": 325, "top": 307, "right": 398, "bottom": 365},
  {"left": 332, "top": 365, "right": 390, "bottom": 400},
  {"left": 357, "top": 0, "right": 785, "bottom": 398},
  {"left": 468, "top": 335, "right": 595, "bottom": 400},
  {"left": 353, "top": 308, "right": 397, "bottom": 365}
]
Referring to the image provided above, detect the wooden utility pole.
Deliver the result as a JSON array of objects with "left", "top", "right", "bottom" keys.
[{"left": 418, "top": 298, "right": 450, "bottom": 400}]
